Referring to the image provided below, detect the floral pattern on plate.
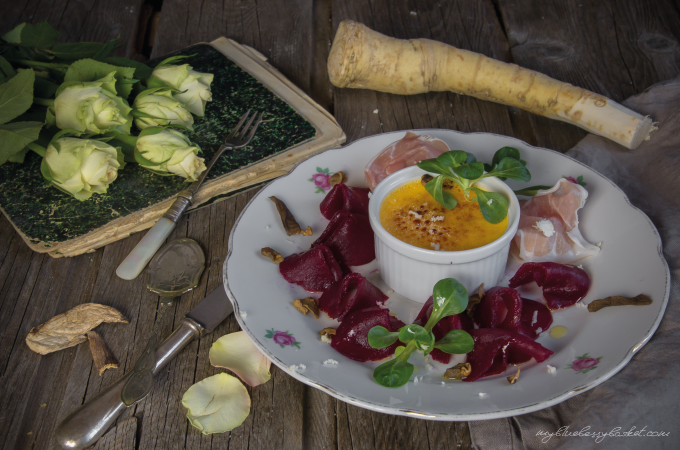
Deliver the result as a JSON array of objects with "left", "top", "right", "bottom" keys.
[
  {"left": 563, "top": 175, "right": 587, "bottom": 186},
  {"left": 265, "top": 329, "right": 301, "bottom": 348},
  {"left": 309, "top": 167, "right": 332, "bottom": 193},
  {"left": 567, "top": 353, "right": 602, "bottom": 374}
]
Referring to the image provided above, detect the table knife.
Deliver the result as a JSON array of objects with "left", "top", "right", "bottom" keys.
[{"left": 54, "top": 285, "right": 233, "bottom": 450}]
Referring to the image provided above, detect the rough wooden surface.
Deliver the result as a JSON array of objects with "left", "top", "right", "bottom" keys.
[{"left": 1, "top": 1, "right": 679, "bottom": 449}]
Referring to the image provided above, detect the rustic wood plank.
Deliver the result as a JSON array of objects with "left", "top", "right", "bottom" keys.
[
  {"left": 497, "top": 0, "right": 680, "bottom": 152},
  {"left": 92, "top": 417, "right": 137, "bottom": 450}
]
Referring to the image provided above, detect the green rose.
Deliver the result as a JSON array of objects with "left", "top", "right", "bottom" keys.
[
  {"left": 135, "top": 128, "right": 206, "bottom": 181},
  {"left": 54, "top": 72, "right": 132, "bottom": 135},
  {"left": 41, "top": 137, "right": 125, "bottom": 201},
  {"left": 149, "top": 64, "right": 213, "bottom": 116},
  {"left": 132, "top": 88, "right": 194, "bottom": 130}
]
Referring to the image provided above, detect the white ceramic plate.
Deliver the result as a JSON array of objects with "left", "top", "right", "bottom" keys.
[{"left": 223, "top": 130, "right": 670, "bottom": 420}]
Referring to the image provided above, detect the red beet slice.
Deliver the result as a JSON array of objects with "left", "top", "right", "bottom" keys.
[
  {"left": 278, "top": 244, "right": 344, "bottom": 292},
  {"left": 312, "top": 211, "right": 375, "bottom": 266},
  {"left": 413, "top": 296, "right": 474, "bottom": 364},
  {"left": 318, "top": 273, "right": 388, "bottom": 321},
  {"left": 331, "top": 307, "right": 406, "bottom": 362},
  {"left": 509, "top": 262, "right": 590, "bottom": 310},
  {"left": 519, "top": 298, "right": 553, "bottom": 340},
  {"left": 320, "top": 183, "right": 370, "bottom": 219},
  {"left": 463, "top": 328, "right": 554, "bottom": 382},
  {"left": 473, "top": 287, "right": 522, "bottom": 333}
]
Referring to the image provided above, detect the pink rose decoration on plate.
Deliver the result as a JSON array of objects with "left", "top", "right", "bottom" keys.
[
  {"left": 563, "top": 175, "right": 587, "bottom": 186},
  {"left": 265, "top": 329, "right": 301, "bottom": 348},
  {"left": 567, "top": 353, "right": 602, "bottom": 374},
  {"left": 309, "top": 167, "right": 332, "bottom": 193}
]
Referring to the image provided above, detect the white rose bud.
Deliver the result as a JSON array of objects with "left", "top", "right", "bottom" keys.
[
  {"left": 135, "top": 129, "right": 206, "bottom": 182},
  {"left": 54, "top": 72, "right": 132, "bottom": 135},
  {"left": 150, "top": 64, "right": 213, "bottom": 116},
  {"left": 41, "top": 138, "right": 125, "bottom": 201},
  {"left": 133, "top": 88, "right": 194, "bottom": 130}
]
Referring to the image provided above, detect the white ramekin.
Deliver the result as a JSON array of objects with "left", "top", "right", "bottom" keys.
[{"left": 368, "top": 166, "right": 520, "bottom": 302}]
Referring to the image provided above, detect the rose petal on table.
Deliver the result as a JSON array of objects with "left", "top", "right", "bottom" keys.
[
  {"left": 182, "top": 373, "right": 251, "bottom": 435},
  {"left": 209, "top": 331, "right": 271, "bottom": 387}
]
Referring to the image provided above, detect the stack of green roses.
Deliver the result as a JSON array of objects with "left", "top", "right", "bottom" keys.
[{"left": 0, "top": 21, "right": 214, "bottom": 201}]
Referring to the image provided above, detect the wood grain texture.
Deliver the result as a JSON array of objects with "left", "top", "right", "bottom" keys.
[{"left": 1, "top": 1, "right": 680, "bottom": 450}]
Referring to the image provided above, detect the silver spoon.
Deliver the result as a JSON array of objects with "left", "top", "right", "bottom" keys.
[{"left": 120, "top": 238, "right": 205, "bottom": 406}]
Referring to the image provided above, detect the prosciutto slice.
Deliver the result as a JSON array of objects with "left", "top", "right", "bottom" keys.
[
  {"left": 320, "top": 183, "right": 370, "bottom": 219},
  {"left": 509, "top": 262, "right": 590, "bottom": 310},
  {"left": 364, "top": 132, "right": 451, "bottom": 191},
  {"left": 412, "top": 297, "right": 473, "bottom": 364},
  {"left": 318, "top": 273, "right": 388, "bottom": 321},
  {"left": 312, "top": 211, "right": 375, "bottom": 266},
  {"left": 331, "top": 307, "right": 406, "bottom": 362},
  {"left": 278, "top": 244, "right": 344, "bottom": 292},
  {"left": 514, "top": 178, "right": 600, "bottom": 263},
  {"left": 463, "top": 329, "right": 554, "bottom": 382}
]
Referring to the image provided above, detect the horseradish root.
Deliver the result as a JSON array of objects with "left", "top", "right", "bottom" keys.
[{"left": 328, "top": 20, "right": 654, "bottom": 149}]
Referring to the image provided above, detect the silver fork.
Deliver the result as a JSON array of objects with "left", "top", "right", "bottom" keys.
[{"left": 116, "top": 110, "right": 264, "bottom": 280}]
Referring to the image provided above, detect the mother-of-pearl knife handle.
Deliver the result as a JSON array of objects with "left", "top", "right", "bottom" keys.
[
  {"left": 116, "top": 194, "right": 193, "bottom": 280},
  {"left": 54, "top": 318, "right": 202, "bottom": 450}
]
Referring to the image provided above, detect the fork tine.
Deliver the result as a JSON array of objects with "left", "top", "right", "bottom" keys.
[
  {"left": 237, "top": 111, "right": 259, "bottom": 139},
  {"left": 242, "top": 112, "right": 264, "bottom": 144},
  {"left": 224, "top": 110, "right": 251, "bottom": 143}
]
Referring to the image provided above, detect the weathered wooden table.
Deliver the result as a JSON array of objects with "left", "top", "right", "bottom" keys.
[{"left": 1, "top": 1, "right": 679, "bottom": 449}]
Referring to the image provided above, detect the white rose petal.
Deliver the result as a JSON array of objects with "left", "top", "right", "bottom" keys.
[{"left": 210, "top": 331, "right": 271, "bottom": 387}]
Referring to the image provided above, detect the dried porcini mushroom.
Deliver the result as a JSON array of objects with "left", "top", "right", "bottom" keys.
[
  {"left": 87, "top": 331, "right": 119, "bottom": 376},
  {"left": 292, "top": 297, "right": 320, "bottom": 319},
  {"left": 507, "top": 365, "right": 521, "bottom": 385},
  {"left": 26, "top": 304, "right": 128, "bottom": 355},
  {"left": 261, "top": 247, "right": 284, "bottom": 264},
  {"left": 319, "top": 327, "right": 337, "bottom": 337},
  {"left": 329, "top": 171, "right": 348, "bottom": 187},
  {"left": 444, "top": 362, "right": 472, "bottom": 380},
  {"left": 269, "top": 196, "right": 312, "bottom": 236},
  {"left": 588, "top": 294, "right": 653, "bottom": 312},
  {"left": 466, "top": 283, "right": 484, "bottom": 318}
]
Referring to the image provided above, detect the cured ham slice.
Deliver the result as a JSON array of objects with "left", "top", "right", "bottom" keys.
[
  {"left": 278, "top": 244, "right": 344, "bottom": 292},
  {"left": 463, "top": 329, "right": 554, "bottom": 382},
  {"left": 320, "top": 183, "right": 370, "bottom": 219},
  {"left": 318, "top": 273, "right": 388, "bottom": 321},
  {"left": 364, "top": 132, "right": 451, "bottom": 191},
  {"left": 412, "top": 297, "right": 473, "bottom": 364},
  {"left": 312, "top": 211, "right": 375, "bottom": 266},
  {"left": 509, "top": 262, "right": 590, "bottom": 310},
  {"left": 331, "top": 307, "right": 406, "bottom": 362},
  {"left": 514, "top": 178, "right": 600, "bottom": 263}
]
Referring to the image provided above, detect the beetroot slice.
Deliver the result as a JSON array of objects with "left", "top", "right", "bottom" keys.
[
  {"left": 413, "top": 297, "right": 474, "bottom": 364},
  {"left": 473, "top": 287, "right": 522, "bottom": 333},
  {"left": 519, "top": 298, "right": 553, "bottom": 340},
  {"left": 312, "top": 211, "right": 375, "bottom": 266},
  {"left": 331, "top": 307, "right": 406, "bottom": 362},
  {"left": 278, "top": 244, "right": 344, "bottom": 292},
  {"left": 320, "top": 183, "right": 370, "bottom": 219},
  {"left": 463, "top": 329, "right": 554, "bottom": 382},
  {"left": 509, "top": 262, "right": 590, "bottom": 310},
  {"left": 318, "top": 273, "right": 388, "bottom": 321}
]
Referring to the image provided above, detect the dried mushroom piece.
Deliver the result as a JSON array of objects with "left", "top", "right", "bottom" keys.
[
  {"left": 87, "top": 331, "right": 119, "bottom": 376},
  {"left": 269, "top": 196, "right": 312, "bottom": 236},
  {"left": 444, "top": 363, "right": 472, "bottom": 380},
  {"left": 319, "top": 327, "right": 337, "bottom": 337},
  {"left": 261, "top": 247, "right": 284, "bottom": 264},
  {"left": 466, "top": 283, "right": 484, "bottom": 318},
  {"left": 507, "top": 365, "right": 521, "bottom": 385},
  {"left": 329, "top": 171, "right": 348, "bottom": 187},
  {"left": 292, "top": 297, "right": 320, "bottom": 319},
  {"left": 26, "top": 304, "right": 128, "bottom": 355},
  {"left": 588, "top": 294, "right": 653, "bottom": 312}
]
